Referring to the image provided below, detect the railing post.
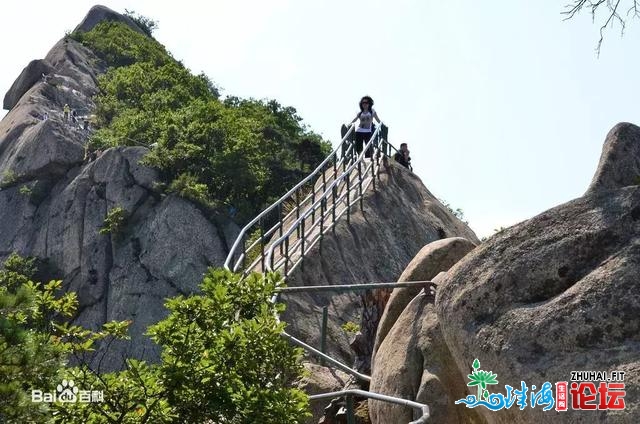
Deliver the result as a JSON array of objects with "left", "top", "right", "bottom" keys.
[
  {"left": 260, "top": 218, "right": 265, "bottom": 273},
  {"left": 332, "top": 185, "right": 337, "bottom": 226},
  {"left": 284, "top": 237, "right": 290, "bottom": 277},
  {"left": 278, "top": 203, "right": 284, "bottom": 256},
  {"left": 300, "top": 219, "right": 306, "bottom": 272},
  {"left": 346, "top": 172, "right": 351, "bottom": 224},
  {"left": 320, "top": 305, "right": 328, "bottom": 365},
  {"left": 358, "top": 159, "right": 363, "bottom": 210},
  {"left": 241, "top": 237, "right": 247, "bottom": 271},
  {"left": 372, "top": 150, "right": 377, "bottom": 192},
  {"left": 319, "top": 197, "right": 325, "bottom": 250},
  {"left": 346, "top": 395, "right": 355, "bottom": 424},
  {"left": 322, "top": 164, "right": 327, "bottom": 192},
  {"left": 311, "top": 187, "right": 316, "bottom": 226},
  {"left": 295, "top": 190, "right": 301, "bottom": 238}
]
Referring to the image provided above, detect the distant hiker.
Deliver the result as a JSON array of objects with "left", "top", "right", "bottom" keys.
[
  {"left": 71, "top": 109, "right": 78, "bottom": 124},
  {"left": 350, "top": 95, "right": 381, "bottom": 158},
  {"left": 83, "top": 117, "right": 89, "bottom": 130},
  {"left": 394, "top": 143, "right": 412, "bottom": 170},
  {"left": 43, "top": 112, "right": 49, "bottom": 121},
  {"left": 63, "top": 104, "right": 70, "bottom": 122}
]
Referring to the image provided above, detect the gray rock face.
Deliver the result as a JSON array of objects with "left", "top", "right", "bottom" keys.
[
  {"left": 436, "top": 123, "right": 640, "bottom": 423},
  {"left": 0, "top": 10, "right": 238, "bottom": 370},
  {"left": 282, "top": 162, "right": 479, "bottom": 367},
  {"left": 3, "top": 59, "right": 53, "bottom": 110},
  {"left": 297, "top": 362, "right": 349, "bottom": 424},
  {"left": 372, "top": 237, "right": 476, "bottom": 361},
  {"left": 587, "top": 122, "right": 640, "bottom": 194},
  {"left": 370, "top": 276, "right": 483, "bottom": 424},
  {"left": 368, "top": 237, "right": 479, "bottom": 424},
  {"left": 74, "top": 4, "right": 146, "bottom": 35}
]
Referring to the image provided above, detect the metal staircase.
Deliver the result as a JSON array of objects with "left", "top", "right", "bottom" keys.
[
  {"left": 223, "top": 123, "right": 430, "bottom": 423},
  {"left": 225, "top": 122, "right": 394, "bottom": 276}
]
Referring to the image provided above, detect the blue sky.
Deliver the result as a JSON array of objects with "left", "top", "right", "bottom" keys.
[{"left": 1, "top": 1, "right": 639, "bottom": 237}]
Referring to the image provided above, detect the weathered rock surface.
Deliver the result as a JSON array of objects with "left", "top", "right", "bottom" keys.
[
  {"left": 370, "top": 274, "right": 483, "bottom": 424},
  {"left": 368, "top": 237, "right": 479, "bottom": 424},
  {"left": 74, "top": 4, "right": 146, "bottom": 35},
  {"left": 0, "top": 7, "right": 238, "bottom": 370},
  {"left": 3, "top": 59, "right": 53, "bottom": 110},
  {"left": 372, "top": 237, "right": 477, "bottom": 361},
  {"left": 297, "top": 362, "right": 350, "bottom": 424},
  {"left": 282, "top": 161, "right": 479, "bottom": 367},
  {"left": 587, "top": 122, "right": 640, "bottom": 194},
  {"left": 436, "top": 122, "right": 640, "bottom": 423}
]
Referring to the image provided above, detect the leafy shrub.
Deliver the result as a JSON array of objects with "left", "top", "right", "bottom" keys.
[
  {"left": 439, "top": 198, "right": 469, "bottom": 225},
  {"left": 18, "top": 185, "right": 32, "bottom": 196},
  {"left": 0, "top": 254, "right": 130, "bottom": 423},
  {"left": 99, "top": 206, "right": 128, "bottom": 236},
  {"left": 2, "top": 256, "right": 310, "bottom": 423},
  {"left": 54, "top": 270, "right": 309, "bottom": 423},
  {"left": 72, "top": 21, "right": 331, "bottom": 224},
  {"left": 124, "top": 9, "right": 158, "bottom": 37},
  {"left": 342, "top": 321, "right": 361, "bottom": 334}
]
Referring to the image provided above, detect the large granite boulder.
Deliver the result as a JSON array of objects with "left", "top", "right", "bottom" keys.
[
  {"left": 587, "top": 122, "right": 640, "bottom": 194},
  {"left": 3, "top": 59, "right": 53, "bottom": 110},
  {"left": 370, "top": 274, "right": 484, "bottom": 424},
  {"left": 436, "top": 122, "right": 640, "bottom": 423},
  {"left": 372, "top": 237, "right": 477, "bottom": 361},
  {"left": 74, "top": 4, "right": 146, "bottom": 35},
  {"left": 282, "top": 162, "right": 479, "bottom": 365},
  {"left": 368, "top": 237, "right": 478, "bottom": 424},
  {"left": 297, "top": 362, "right": 350, "bottom": 424}
]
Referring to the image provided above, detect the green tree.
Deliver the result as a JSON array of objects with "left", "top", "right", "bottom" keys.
[
  {"left": 0, "top": 254, "right": 130, "bottom": 423},
  {"left": 72, "top": 21, "right": 331, "bottom": 223},
  {"left": 0, "top": 252, "right": 308, "bottom": 423},
  {"left": 54, "top": 270, "right": 309, "bottom": 424},
  {"left": 124, "top": 9, "right": 159, "bottom": 37}
]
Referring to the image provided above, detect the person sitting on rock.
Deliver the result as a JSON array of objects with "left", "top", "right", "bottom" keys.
[
  {"left": 350, "top": 95, "right": 381, "bottom": 158},
  {"left": 394, "top": 143, "right": 412, "bottom": 170}
]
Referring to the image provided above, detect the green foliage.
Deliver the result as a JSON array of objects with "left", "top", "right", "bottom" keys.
[
  {"left": 341, "top": 321, "right": 360, "bottom": 334},
  {"left": 147, "top": 269, "right": 309, "bottom": 423},
  {"left": 0, "top": 254, "right": 130, "bottom": 423},
  {"left": 124, "top": 9, "right": 158, "bottom": 37},
  {"left": 73, "top": 21, "right": 331, "bottom": 224},
  {"left": 57, "top": 270, "right": 309, "bottom": 423},
  {"left": 70, "top": 22, "right": 171, "bottom": 68},
  {"left": 1, "top": 170, "right": 17, "bottom": 187},
  {"left": 18, "top": 185, "right": 32, "bottom": 196},
  {"left": 99, "top": 206, "right": 128, "bottom": 236},
  {"left": 2, "top": 254, "right": 309, "bottom": 423},
  {"left": 167, "top": 173, "right": 213, "bottom": 207},
  {"left": 439, "top": 198, "right": 468, "bottom": 225},
  {"left": 243, "top": 228, "right": 266, "bottom": 268}
]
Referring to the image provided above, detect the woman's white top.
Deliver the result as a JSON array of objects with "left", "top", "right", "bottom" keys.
[{"left": 356, "top": 109, "right": 375, "bottom": 133}]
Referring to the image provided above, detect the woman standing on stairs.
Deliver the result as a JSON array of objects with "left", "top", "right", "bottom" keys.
[{"left": 350, "top": 95, "right": 381, "bottom": 158}]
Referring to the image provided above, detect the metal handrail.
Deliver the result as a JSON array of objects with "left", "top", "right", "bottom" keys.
[
  {"left": 309, "top": 390, "right": 430, "bottom": 424},
  {"left": 224, "top": 123, "right": 358, "bottom": 273},
  {"left": 265, "top": 126, "right": 388, "bottom": 274}
]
